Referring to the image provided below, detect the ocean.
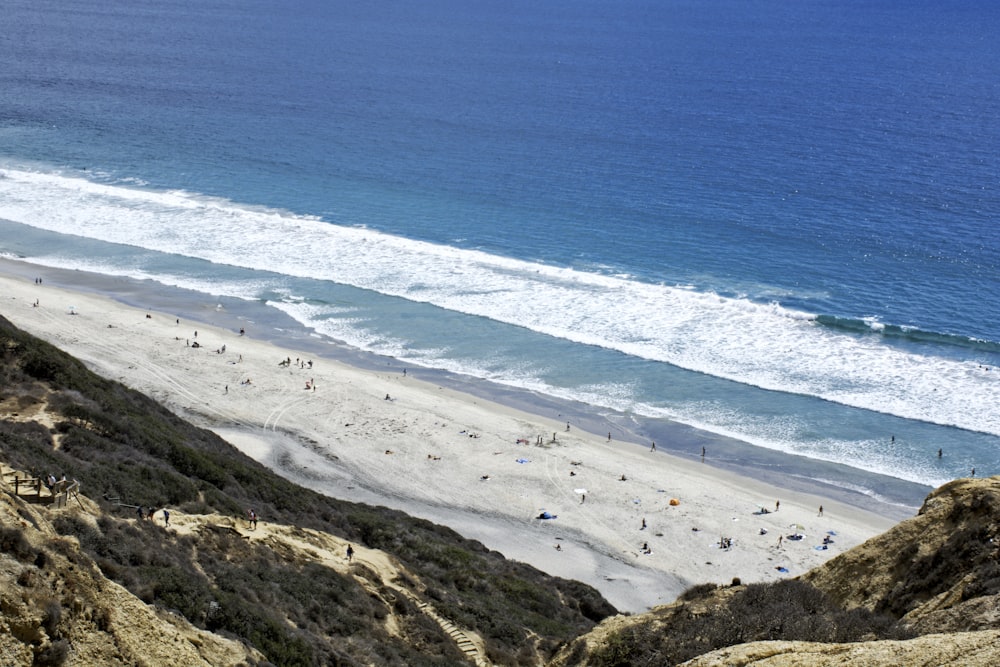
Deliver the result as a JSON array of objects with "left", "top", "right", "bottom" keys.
[{"left": 2, "top": 0, "right": 998, "bottom": 511}]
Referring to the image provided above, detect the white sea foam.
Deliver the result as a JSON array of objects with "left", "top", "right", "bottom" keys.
[{"left": 2, "top": 167, "right": 999, "bottom": 438}]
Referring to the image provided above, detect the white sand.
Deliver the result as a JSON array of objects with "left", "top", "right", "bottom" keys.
[{"left": 0, "top": 270, "right": 901, "bottom": 612}]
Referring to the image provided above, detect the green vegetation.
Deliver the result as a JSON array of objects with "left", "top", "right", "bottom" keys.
[
  {"left": 580, "top": 579, "right": 912, "bottom": 667},
  {"left": 0, "top": 315, "right": 614, "bottom": 666}
]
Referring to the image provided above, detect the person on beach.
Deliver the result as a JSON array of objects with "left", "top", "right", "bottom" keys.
[
  {"left": 641, "top": 518, "right": 647, "bottom": 530},
  {"left": 163, "top": 508, "right": 170, "bottom": 526},
  {"left": 775, "top": 500, "right": 780, "bottom": 512},
  {"left": 248, "top": 509, "right": 257, "bottom": 530},
  {"left": 650, "top": 441, "right": 656, "bottom": 452},
  {"left": 347, "top": 544, "right": 354, "bottom": 562},
  {"left": 818, "top": 505, "right": 824, "bottom": 516},
  {"left": 608, "top": 432, "right": 612, "bottom": 442}
]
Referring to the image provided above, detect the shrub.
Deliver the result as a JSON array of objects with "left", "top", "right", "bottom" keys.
[
  {"left": 42, "top": 598, "right": 62, "bottom": 637},
  {"left": 0, "top": 526, "right": 33, "bottom": 561},
  {"left": 586, "top": 579, "right": 911, "bottom": 666},
  {"left": 33, "top": 639, "right": 70, "bottom": 667}
]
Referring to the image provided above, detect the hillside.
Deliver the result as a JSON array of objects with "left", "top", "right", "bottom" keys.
[{"left": 0, "top": 315, "right": 614, "bottom": 666}]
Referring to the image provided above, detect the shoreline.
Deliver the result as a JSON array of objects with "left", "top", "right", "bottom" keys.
[
  {"left": 0, "top": 259, "right": 909, "bottom": 612},
  {"left": 0, "top": 257, "right": 931, "bottom": 514}
]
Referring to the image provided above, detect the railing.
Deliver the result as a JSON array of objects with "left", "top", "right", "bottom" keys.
[{"left": 6, "top": 471, "right": 82, "bottom": 509}]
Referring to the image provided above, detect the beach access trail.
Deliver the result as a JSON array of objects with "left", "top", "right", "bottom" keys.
[{"left": 0, "top": 270, "right": 899, "bottom": 612}]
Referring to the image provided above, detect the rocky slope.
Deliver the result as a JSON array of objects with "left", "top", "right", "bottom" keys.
[
  {"left": 802, "top": 477, "right": 1000, "bottom": 634},
  {"left": 0, "top": 475, "right": 261, "bottom": 667}
]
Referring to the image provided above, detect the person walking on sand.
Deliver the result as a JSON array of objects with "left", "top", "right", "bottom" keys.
[
  {"left": 163, "top": 508, "right": 170, "bottom": 526},
  {"left": 818, "top": 505, "right": 824, "bottom": 516},
  {"left": 346, "top": 544, "right": 354, "bottom": 562},
  {"left": 775, "top": 500, "right": 780, "bottom": 512},
  {"left": 650, "top": 441, "right": 656, "bottom": 452}
]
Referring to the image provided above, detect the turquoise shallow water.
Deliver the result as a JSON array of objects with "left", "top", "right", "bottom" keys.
[{"left": 1, "top": 0, "right": 998, "bottom": 502}]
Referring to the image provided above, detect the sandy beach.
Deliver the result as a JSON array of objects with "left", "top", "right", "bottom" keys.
[{"left": 0, "top": 266, "right": 902, "bottom": 613}]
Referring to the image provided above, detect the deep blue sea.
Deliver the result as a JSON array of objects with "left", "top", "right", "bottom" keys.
[{"left": 2, "top": 0, "right": 998, "bottom": 508}]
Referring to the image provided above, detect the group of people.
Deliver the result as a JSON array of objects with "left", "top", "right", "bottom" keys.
[
  {"left": 278, "top": 357, "right": 313, "bottom": 369},
  {"left": 44, "top": 473, "right": 68, "bottom": 493},
  {"left": 136, "top": 506, "right": 169, "bottom": 525}
]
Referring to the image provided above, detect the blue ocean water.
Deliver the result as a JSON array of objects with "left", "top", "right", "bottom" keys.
[{"left": 2, "top": 0, "right": 998, "bottom": 506}]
